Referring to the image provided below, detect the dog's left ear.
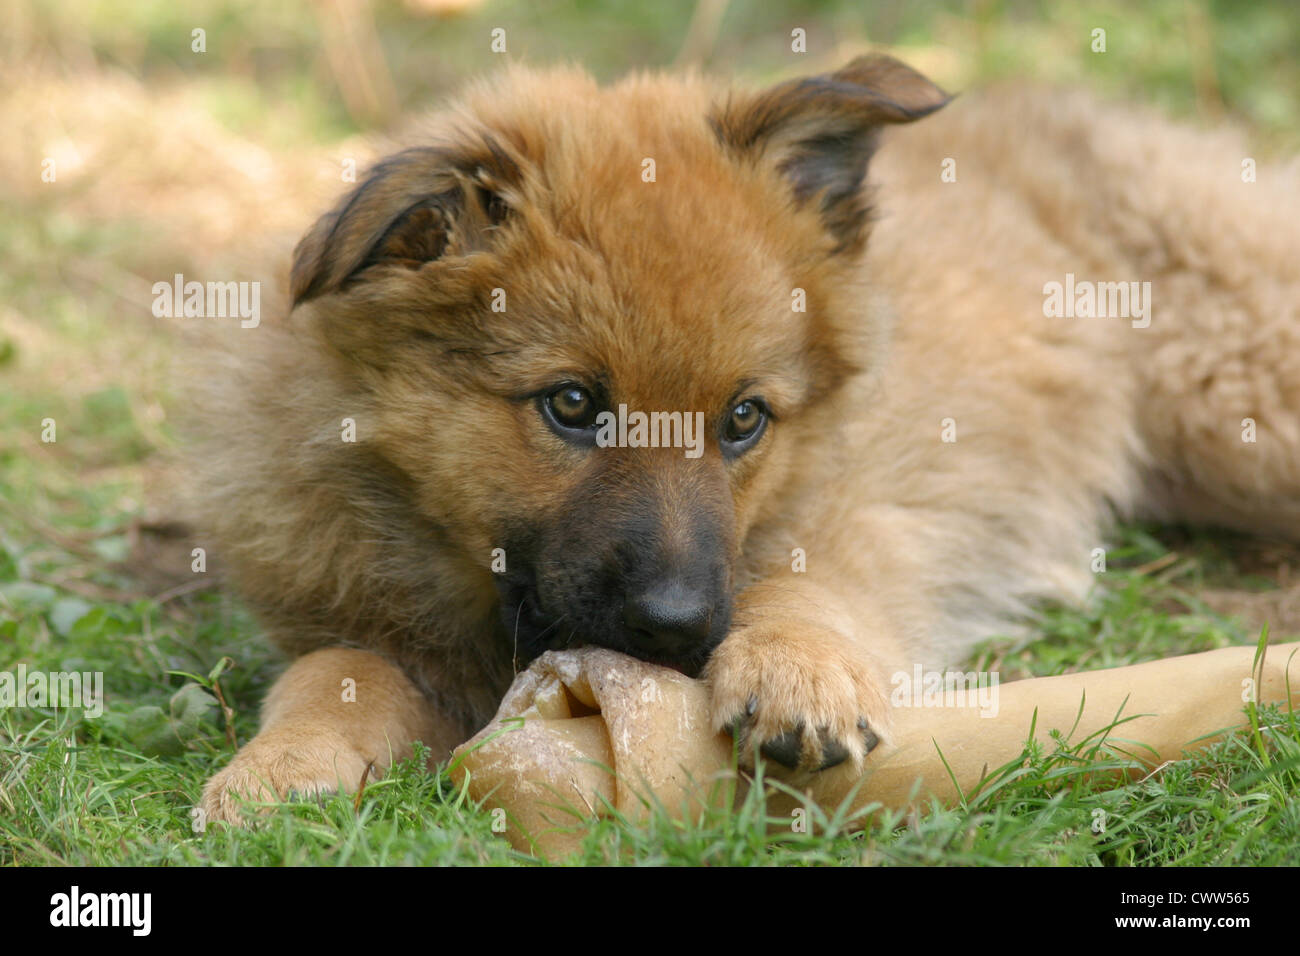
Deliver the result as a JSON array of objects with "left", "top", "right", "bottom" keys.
[
  {"left": 711, "top": 55, "right": 950, "bottom": 254},
  {"left": 290, "top": 139, "right": 520, "bottom": 306}
]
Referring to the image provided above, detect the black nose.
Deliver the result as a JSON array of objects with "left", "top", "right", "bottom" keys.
[{"left": 623, "top": 581, "right": 713, "bottom": 657}]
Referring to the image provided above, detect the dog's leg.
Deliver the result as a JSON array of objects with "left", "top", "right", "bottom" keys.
[
  {"left": 200, "top": 647, "right": 459, "bottom": 825},
  {"left": 704, "top": 576, "right": 909, "bottom": 775}
]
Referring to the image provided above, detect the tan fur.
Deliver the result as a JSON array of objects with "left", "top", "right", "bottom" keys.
[
  {"left": 194, "top": 58, "right": 1300, "bottom": 822},
  {"left": 200, "top": 648, "right": 458, "bottom": 821}
]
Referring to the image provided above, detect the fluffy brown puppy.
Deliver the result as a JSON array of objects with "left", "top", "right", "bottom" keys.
[{"left": 195, "top": 56, "right": 1300, "bottom": 822}]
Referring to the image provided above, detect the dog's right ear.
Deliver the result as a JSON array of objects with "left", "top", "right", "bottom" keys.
[
  {"left": 711, "top": 55, "right": 950, "bottom": 255},
  {"left": 290, "top": 140, "right": 520, "bottom": 306}
]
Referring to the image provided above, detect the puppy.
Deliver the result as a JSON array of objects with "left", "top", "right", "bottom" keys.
[{"left": 196, "top": 56, "right": 1300, "bottom": 822}]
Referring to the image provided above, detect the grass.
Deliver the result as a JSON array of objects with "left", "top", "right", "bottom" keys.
[
  {"left": 3, "top": 0, "right": 1299, "bottom": 866},
  {"left": 4, "top": 498, "right": 1298, "bottom": 865}
]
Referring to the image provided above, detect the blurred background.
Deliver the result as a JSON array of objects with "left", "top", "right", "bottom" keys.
[{"left": 1, "top": 0, "right": 1297, "bottom": 600}]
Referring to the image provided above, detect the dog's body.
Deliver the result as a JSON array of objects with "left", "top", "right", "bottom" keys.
[{"left": 197, "top": 58, "right": 1300, "bottom": 821}]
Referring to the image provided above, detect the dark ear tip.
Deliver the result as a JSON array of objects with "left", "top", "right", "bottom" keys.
[
  {"left": 288, "top": 269, "right": 313, "bottom": 308},
  {"left": 289, "top": 253, "right": 326, "bottom": 307},
  {"left": 834, "top": 52, "right": 934, "bottom": 81},
  {"left": 904, "top": 88, "right": 957, "bottom": 119},
  {"left": 289, "top": 207, "right": 343, "bottom": 307},
  {"left": 833, "top": 53, "right": 953, "bottom": 119},
  {"left": 289, "top": 254, "right": 320, "bottom": 307}
]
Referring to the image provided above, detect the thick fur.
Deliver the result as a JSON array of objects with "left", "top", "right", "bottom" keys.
[{"left": 196, "top": 58, "right": 1300, "bottom": 821}]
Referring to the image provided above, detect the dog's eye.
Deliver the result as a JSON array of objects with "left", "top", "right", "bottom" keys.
[
  {"left": 544, "top": 385, "right": 598, "bottom": 431},
  {"left": 723, "top": 399, "right": 767, "bottom": 448}
]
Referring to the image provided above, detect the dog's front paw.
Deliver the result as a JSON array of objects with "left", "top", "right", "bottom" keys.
[
  {"left": 704, "top": 619, "right": 889, "bottom": 774},
  {"left": 199, "top": 728, "right": 374, "bottom": 826}
]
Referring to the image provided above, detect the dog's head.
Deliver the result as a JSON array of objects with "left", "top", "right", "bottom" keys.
[{"left": 288, "top": 56, "right": 948, "bottom": 675}]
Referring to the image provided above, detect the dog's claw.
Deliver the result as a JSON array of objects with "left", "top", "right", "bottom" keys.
[
  {"left": 709, "top": 626, "right": 890, "bottom": 774},
  {"left": 759, "top": 725, "right": 804, "bottom": 769},
  {"left": 815, "top": 726, "right": 850, "bottom": 770},
  {"left": 858, "top": 716, "right": 881, "bottom": 754},
  {"left": 723, "top": 708, "right": 879, "bottom": 772}
]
